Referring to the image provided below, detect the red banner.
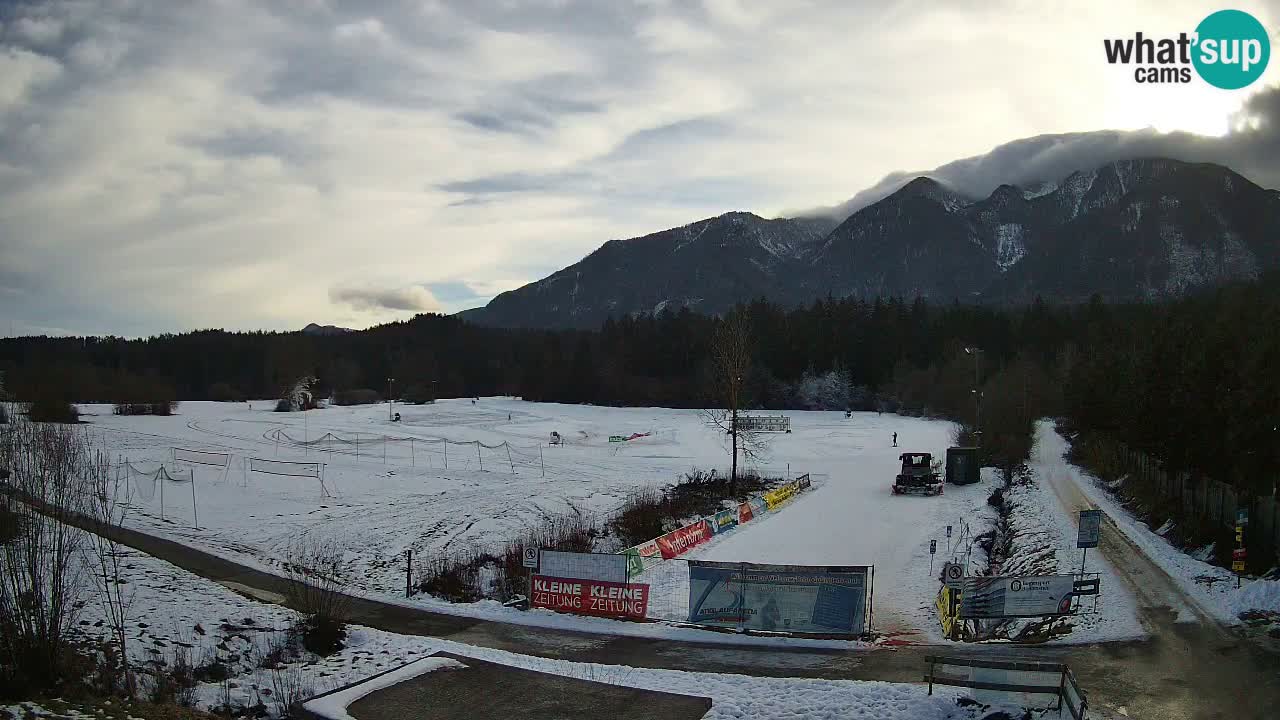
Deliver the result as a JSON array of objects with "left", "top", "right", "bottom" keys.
[
  {"left": 656, "top": 519, "right": 711, "bottom": 559},
  {"left": 738, "top": 501, "right": 755, "bottom": 525},
  {"left": 530, "top": 576, "right": 649, "bottom": 620}
]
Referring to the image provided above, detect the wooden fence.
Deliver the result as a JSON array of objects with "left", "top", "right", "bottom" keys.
[{"left": 1089, "top": 437, "right": 1280, "bottom": 562}]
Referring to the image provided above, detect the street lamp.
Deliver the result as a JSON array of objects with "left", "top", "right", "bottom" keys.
[
  {"left": 964, "top": 348, "right": 983, "bottom": 447},
  {"left": 387, "top": 377, "right": 394, "bottom": 421}
]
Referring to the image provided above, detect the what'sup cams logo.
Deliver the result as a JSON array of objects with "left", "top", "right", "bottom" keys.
[{"left": 1104, "top": 9, "right": 1270, "bottom": 88}]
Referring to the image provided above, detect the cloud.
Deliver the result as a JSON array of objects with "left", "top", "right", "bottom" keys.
[
  {"left": 329, "top": 285, "right": 441, "bottom": 313},
  {"left": 1, "top": 0, "right": 1278, "bottom": 336},
  {"left": 800, "top": 83, "right": 1280, "bottom": 219}
]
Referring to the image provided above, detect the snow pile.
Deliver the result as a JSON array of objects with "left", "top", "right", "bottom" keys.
[
  {"left": 1226, "top": 578, "right": 1280, "bottom": 618},
  {"left": 979, "top": 465, "right": 1143, "bottom": 644},
  {"left": 302, "top": 656, "right": 465, "bottom": 720},
  {"left": 1033, "top": 421, "right": 1271, "bottom": 627}
]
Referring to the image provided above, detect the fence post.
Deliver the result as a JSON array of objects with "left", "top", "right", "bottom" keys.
[
  {"left": 406, "top": 549, "right": 413, "bottom": 598},
  {"left": 1057, "top": 666, "right": 1066, "bottom": 713},
  {"left": 477, "top": 442, "right": 483, "bottom": 471},
  {"left": 927, "top": 657, "right": 934, "bottom": 696}
]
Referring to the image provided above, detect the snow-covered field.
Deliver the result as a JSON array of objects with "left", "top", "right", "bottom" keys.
[
  {"left": 64, "top": 538, "right": 1012, "bottom": 720},
  {"left": 76, "top": 399, "right": 1144, "bottom": 642}
]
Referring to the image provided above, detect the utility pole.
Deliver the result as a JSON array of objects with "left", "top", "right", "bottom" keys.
[{"left": 387, "top": 377, "right": 395, "bottom": 421}]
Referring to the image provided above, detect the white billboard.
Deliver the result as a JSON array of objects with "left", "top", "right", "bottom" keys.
[
  {"left": 538, "top": 550, "right": 627, "bottom": 585},
  {"left": 960, "top": 575, "right": 1078, "bottom": 618}
]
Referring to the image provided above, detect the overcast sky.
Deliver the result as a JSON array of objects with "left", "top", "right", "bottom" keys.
[{"left": 2, "top": 0, "right": 1278, "bottom": 337}]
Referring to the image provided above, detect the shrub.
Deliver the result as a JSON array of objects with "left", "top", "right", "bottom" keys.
[
  {"left": 112, "top": 401, "right": 178, "bottom": 416},
  {"left": 417, "top": 511, "right": 599, "bottom": 602},
  {"left": 609, "top": 469, "right": 778, "bottom": 548},
  {"left": 208, "top": 382, "right": 245, "bottom": 402},
  {"left": 402, "top": 383, "right": 435, "bottom": 405},
  {"left": 282, "top": 538, "right": 350, "bottom": 656},
  {"left": 333, "top": 388, "right": 382, "bottom": 406},
  {"left": 26, "top": 397, "right": 79, "bottom": 423}
]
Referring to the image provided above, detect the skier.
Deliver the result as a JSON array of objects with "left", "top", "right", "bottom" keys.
[{"left": 892, "top": 432, "right": 898, "bottom": 447}]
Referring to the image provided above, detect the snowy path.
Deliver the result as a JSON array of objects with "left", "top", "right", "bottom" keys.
[
  {"left": 1035, "top": 422, "right": 1235, "bottom": 632},
  {"left": 692, "top": 417, "right": 991, "bottom": 637}
]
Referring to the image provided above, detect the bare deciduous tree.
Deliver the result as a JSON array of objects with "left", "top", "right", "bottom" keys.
[
  {"left": 702, "top": 310, "right": 768, "bottom": 491},
  {"left": 84, "top": 452, "right": 136, "bottom": 695},
  {"left": 0, "top": 421, "right": 88, "bottom": 694}
]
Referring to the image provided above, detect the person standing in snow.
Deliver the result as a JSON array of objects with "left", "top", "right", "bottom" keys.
[{"left": 892, "top": 432, "right": 898, "bottom": 447}]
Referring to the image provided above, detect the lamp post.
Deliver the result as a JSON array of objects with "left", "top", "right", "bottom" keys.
[
  {"left": 387, "top": 377, "right": 394, "bottom": 421},
  {"left": 964, "top": 347, "right": 983, "bottom": 447}
]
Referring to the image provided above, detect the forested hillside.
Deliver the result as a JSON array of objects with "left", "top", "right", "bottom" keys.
[{"left": 2, "top": 276, "right": 1278, "bottom": 500}]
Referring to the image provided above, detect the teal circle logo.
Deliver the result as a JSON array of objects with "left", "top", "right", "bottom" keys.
[{"left": 1192, "top": 10, "right": 1270, "bottom": 89}]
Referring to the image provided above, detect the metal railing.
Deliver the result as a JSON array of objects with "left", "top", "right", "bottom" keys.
[{"left": 925, "top": 655, "right": 1087, "bottom": 719}]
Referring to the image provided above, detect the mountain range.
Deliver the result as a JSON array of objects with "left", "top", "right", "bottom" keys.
[{"left": 461, "top": 158, "right": 1280, "bottom": 329}]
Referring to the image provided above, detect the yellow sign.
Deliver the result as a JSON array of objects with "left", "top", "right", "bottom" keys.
[
  {"left": 1232, "top": 560, "right": 1246, "bottom": 572},
  {"left": 1236, "top": 531, "right": 1244, "bottom": 542},
  {"left": 936, "top": 585, "right": 962, "bottom": 638},
  {"left": 764, "top": 483, "right": 798, "bottom": 510}
]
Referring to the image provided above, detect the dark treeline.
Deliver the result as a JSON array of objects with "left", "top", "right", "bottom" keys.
[{"left": 2, "top": 274, "right": 1278, "bottom": 496}]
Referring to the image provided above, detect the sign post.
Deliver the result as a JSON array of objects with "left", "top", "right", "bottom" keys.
[
  {"left": 929, "top": 539, "right": 937, "bottom": 575},
  {"left": 946, "top": 525, "right": 953, "bottom": 552},
  {"left": 1077, "top": 509, "right": 1102, "bottom": 570},
  {"left": 522, "top": 547, "right": 539, "bottom": 608},
  {"left": 1233, "top": 509, "right": 1248, "bottom": 587}
]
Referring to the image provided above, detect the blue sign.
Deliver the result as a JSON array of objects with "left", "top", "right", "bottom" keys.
[{"left": 687, "top": 561, "right": 868, "bottom": 635}]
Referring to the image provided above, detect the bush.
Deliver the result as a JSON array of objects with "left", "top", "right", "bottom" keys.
[
  {"left": 417, "top": 511, "right": 599, "bottom": 603},
  {"left": 402, "top": 383, "right": 435, "bottom": 405},
  {"left": 610, "top": 469, "right": 778, "bottom": 548},
  {"left": 333, "top": 388, "right": 382, "bottom": 406},
  {"left": 26, "top": 397, "right": 79, "bottom": 423},
  {"left": 112, "top": 401, "right": 178, "bottom": 416},
  {"left": 207, "top": 382, "right": 245, "bottom": 402},
  {"left": 282, "top": 539, "right": 349, "bottom": 656}
]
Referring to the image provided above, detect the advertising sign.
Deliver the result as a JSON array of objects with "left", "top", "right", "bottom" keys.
[
  {"left": 622, "top": 540, "right": 660, "bottom": 577},
  {"left": 936, "top": 585, "right": 961, "bottom": 638},
  {"left": 764, "top": 483, "right": 797, "bottom": 510},
  {"left": 1077, "top": 509, "right": 1102, "bottom": 548},
  {"left": 656, "top": 519, "right": 711, "bottom": 559},
  {"left": 713, "top": 509, "right": 737, "bottom": 533},
  {"left": 530, "top": 576, "right": 649, "bottom": 620},
  {"left": 687, "top": 561, "right": 869, "bottom": 635},
  {"left": 737, "top": 501, "right": 755, "bottom": 524},
  {"left": 539, "top": 550, "right": 627, "bottom": 585},
  {"left": 960, "top": 575, "right": 1077, "bottom": 618}
]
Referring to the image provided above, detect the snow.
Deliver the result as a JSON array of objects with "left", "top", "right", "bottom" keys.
[
  {"left": 69, "top": 528, "right": 1013, "bottom": 720},
  {"left": 67, "top": 401, "right": 1151, "bottom": 645},
  {"left": 301, "top": 656, "right": 465, "bottom": 720},
  {"left": 999, "top": 444, "right": 1145, "bottom": 644},
  {"left": 1033, "top": 421, "right": 1280, "bottom": 624},
  {"left": 994, "top": 223, "right": 1026, "bottom": 270}
]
